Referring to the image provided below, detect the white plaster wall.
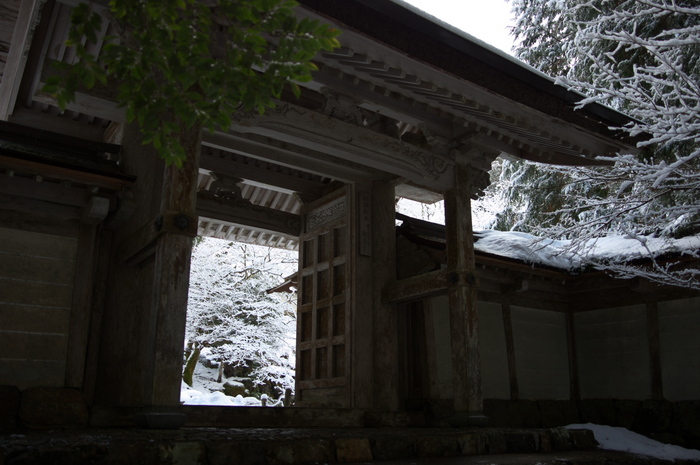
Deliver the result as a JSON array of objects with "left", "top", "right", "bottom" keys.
[
  {"left": 511, "top": 306, "right": 569, "bottom": 399},
  {"left": 478, "top": 301, "right": 510, "bottom": 399},
  {"left": 428, "top": 297, "right": 510, "bottom": 399},
  {"left": 659, "top": 297, "right": 700, "bottom": 401},
  {"left": 575, "top": 305, "right": 650, "bottom": 399}
]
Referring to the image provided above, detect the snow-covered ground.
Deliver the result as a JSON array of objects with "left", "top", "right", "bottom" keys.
[
  {"left": 181, "top": 356, "right": 286, "bottom": 407},
  {"left": 567, "top": 424, "right": 700, "bottom": 462}
]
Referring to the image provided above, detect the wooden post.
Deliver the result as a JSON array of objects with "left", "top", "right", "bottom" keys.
[
  {"left": 93, "top": 120, "right": 200, "bottom": 423},
  {"left": 443, "top": 157, "right": 486, "bottom": 425},
  {"left": 369, "top": 180, "right": 399, "bottom": 410},
  {"left": 146, "top": 120, "right": 201, "bottom": 407}
]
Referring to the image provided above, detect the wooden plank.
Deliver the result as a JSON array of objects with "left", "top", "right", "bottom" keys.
[
  {"left": 647, "top": 302, "right": 663, "bottom": 400},
  {"left": 0, "top": 225, "right": 77, "bottom": 259},
  {"left": 0, "top": 252, "right": 75, "bottom": 285},
  {"left": 0, "top": 331, "right": 68, "bottom": 361},
  {"left": 0, "top": 304, "right": 71, "bottom": 334},
  {"left": 501, "top": 303, "right": 519, "bottom": 400},
  {"left": 0, "top": 278, "right": 74, "bottom": 308}
]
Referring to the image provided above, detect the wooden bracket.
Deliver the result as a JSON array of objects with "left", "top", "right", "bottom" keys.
[
  {"left": 382, "top": 268, "right": 478, "bottom": 304},
  {"left": 81, "top": 196, "right": 110, "bottom": 225},
  {"left": 116, "top": 212, "right": 198, "bottom": 266}
]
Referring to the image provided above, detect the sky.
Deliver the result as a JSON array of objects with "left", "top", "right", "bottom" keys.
[{"left": 402, "top": 0, "right": 516, "bottom": 54}]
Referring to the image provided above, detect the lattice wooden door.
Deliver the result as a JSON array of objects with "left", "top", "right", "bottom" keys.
[{"left": 295, "top": 189, "right": 350, "bottom": 407}]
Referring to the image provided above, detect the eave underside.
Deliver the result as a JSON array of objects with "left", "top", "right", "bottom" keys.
[{"left": 0, "top": 0, "right": 638, "bottom": 250}]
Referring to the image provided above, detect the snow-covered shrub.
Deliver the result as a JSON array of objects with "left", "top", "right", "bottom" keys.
[{"left": 185, "top": 237, "right": 297, "bottom": 396}]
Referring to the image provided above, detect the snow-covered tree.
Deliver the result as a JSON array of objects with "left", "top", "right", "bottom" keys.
[
  {"left": 483, "top": 0, "right": 700, "bottom": 288},
  {"left": 185, "top": 237, "right": 298, "bottom": 394}
]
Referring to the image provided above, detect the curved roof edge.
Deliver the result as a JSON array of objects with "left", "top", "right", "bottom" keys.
[{"left": 300, "top": 0, "right": 638, "bottom": 142}]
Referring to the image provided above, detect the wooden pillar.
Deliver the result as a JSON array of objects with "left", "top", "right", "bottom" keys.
[
  {"left": 443, "top": 158, "right": 486, "bottom": 425},
  {"left": 93, "top": 120, "right": 200, "bottom": 419},
  {"left": 369, "top": 180, "right": 399, "bottom": 410}
]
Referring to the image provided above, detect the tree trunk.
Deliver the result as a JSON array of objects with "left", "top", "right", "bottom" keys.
[{"left": 182, "top": 344, "right": 201, "bottom": 387}]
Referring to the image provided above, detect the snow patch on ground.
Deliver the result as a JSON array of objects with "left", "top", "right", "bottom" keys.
[
  {"left": 181, "top": 381, "right": 263, "bottom": 406},
  {"left": 181, "top": 357, "right": 286, "bottom": 407},
  {"left": 567, "top": 424, "right": 700, "bottom": 461}
]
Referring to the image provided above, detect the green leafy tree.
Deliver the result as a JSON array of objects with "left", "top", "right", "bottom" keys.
[{"left": 42, "top": 0, "right": 340, "bottom": 166}]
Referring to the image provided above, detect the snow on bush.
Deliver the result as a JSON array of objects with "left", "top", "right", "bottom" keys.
[{"left": 184, "top": 237, "right": 297, "bottom": 402}]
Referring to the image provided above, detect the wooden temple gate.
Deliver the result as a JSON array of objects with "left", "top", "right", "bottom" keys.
[{"left": 0, "top": 0, "right": 640, "bottom": 427}]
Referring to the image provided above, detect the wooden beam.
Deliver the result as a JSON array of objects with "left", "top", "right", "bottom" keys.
[
  {"left": 200, "top": 149, "right": 327, "bottom": 201},
  {"left": 226, "top": 101, "right": 455, "bottom": 190},
  {"left": 203, "top": 131, "right": 383, "bottom": 183},
  {"left": 196, "top": 191, "right": 301, "bottom": 238},
  {"left": 0, "top": 0, "right": 44, "bottom": 120},
  {"left": 0, "top": 173, "right": 92, "bottom": 207},
  {"left": 0, "top": 154, "right": 133, "bottom": 191},
  {"left": 382, "top": 268, "right": 477, "bottom": 305}
]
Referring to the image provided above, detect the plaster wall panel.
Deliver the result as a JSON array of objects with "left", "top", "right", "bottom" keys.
[
  {"left": 478, "top": 301, "right": 510, "bottom": 399},
  {"left": 430, "top": 295, "right": 453, "bottom": 399},
  {"left": 512, "top": 306, "right": 569, "bottom": 399},
  {"left": 0, "top": 227, "right": 76, "bottom": 389},
  {"left": 575, "top": 305, "right": 650, "bottom": 399},
  {"left": 658, "top": 297, "right": 700, "bottom": 401}
]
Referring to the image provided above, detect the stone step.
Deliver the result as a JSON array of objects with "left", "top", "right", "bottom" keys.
[{"left": 0, "top": 426, "right": 599, "bottom": 464}]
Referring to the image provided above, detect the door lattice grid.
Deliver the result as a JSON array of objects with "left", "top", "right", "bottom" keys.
[{"left": 297, "top": 212, "right": 348, "bottom": 389}]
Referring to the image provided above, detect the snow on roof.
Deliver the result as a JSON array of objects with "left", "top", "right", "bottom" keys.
[{"left": 474, "top": 229, "right": 700, "bottom": 272}]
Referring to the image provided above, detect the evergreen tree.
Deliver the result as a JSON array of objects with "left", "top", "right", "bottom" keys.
[{"left": 482, "top": 0, "right": 700, "bottom": 287}]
